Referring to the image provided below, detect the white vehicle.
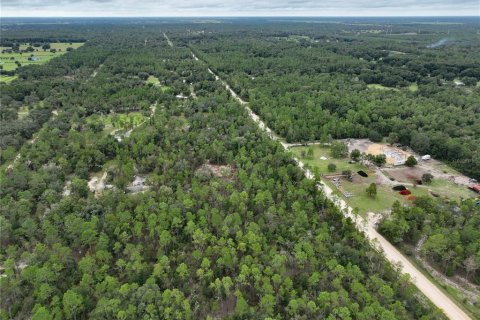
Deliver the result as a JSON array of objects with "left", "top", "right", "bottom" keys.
[{"left": 421, "top": 155, "right": 431, "bottom": 161}]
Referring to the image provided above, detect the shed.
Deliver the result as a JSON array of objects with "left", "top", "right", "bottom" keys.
[{"left": 468, "top": 184, "right": 480, "bottom": 193}]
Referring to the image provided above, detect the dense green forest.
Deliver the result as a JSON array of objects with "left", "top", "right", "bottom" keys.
[
  {"left": 187, "top": 21, "right": 480, "bottom": 179},
  {"left": 379, "top": 197, "right": 480, "bottom": 285},
  {"left": 182, "top": 19, "right": 480, "bottom": 296},
  {"left": 0, "top": 20, "right": 449, "bottom": 319}
]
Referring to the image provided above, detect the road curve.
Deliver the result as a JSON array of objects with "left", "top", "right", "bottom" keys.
[{"left": 190, "top": 50, "right": 471, "bottom": 320}]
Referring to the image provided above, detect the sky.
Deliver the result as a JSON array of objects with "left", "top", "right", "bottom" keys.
[{"left": 1, "top": 0, "right": 479, "bottom": 17}]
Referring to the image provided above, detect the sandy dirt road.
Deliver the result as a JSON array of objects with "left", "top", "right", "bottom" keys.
[
  {"left": 190, "top": 50, "right": 471, "bottom": 320},
  {"left": 163, "top": 33, "right": 173, "bottom": 47}
]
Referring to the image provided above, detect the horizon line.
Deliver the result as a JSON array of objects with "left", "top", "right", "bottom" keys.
[{"left": 2, "top": 15, "right": 479, "bottom": 18}]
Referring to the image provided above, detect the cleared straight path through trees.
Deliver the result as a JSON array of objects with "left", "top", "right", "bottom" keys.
[
  {"left": 189, "top": 49, "right": 471, "bottom": 320},
  {"left": 163, "top": 33, "right": 173, "bottom": 47}
]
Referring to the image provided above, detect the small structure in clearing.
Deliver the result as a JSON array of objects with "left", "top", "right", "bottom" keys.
[
  {"left": 367, "top": 143, "right": 411, "bottom": 166},
  {"left": 468, "top": 184, "right": 480, "bottom": 194},
  {"left": 126, "top": 175, "right": 150, "bottom": 194},
  {"left": 176, "top": 93, "right": 188, "bottom": 99},
  {"left": 113, "top": 129, "right": 131, "bottom": 142}
]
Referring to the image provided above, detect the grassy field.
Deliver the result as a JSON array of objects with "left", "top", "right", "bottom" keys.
[
  {"left": 0, "top": 75, "right": 18, "bottom": 83},
  {"left": 0, "top": 42, "right": 84, "bottom": 82},
  {"left": 291, "top": 144, "right": 473, "bottom": 215},
  {"left": 287, "top": 35, "right": 314, "bottom": 43},
  {"left": 146, "top": 75, "right": 160, "bottom": 85},
  {"left": 420, "top": 178, "right": 477, "bottom": 200},
  {"left": 86, "top": 112, "right": 148, "bottom": 135},
  {"left": 3, "top": 43, "right": 85, "bottom": 52},
  {"left": 367, "top": 83, "right": 399, "bottom": 91},
  {"left": 336, "top": 177, "right": 429, "bottom": 215},
  {"left": 47, "top": 43, "right": 84, "bottom": 50},
  {"left": 145, "top": 75, "right": 171, "bottom": 92},
  {"left": 408, "top": 83, "right": 419, "bottom": 92},
  {"left": 367, "top": 83, "right": 419, "bottom": 92},
  {"left": 382, "top": 163, "right": 477, "bottom": 200}
]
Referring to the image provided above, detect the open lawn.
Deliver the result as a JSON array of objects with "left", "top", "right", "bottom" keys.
[
  {"left": 287, "top": 35, "right": 314, "bottom": 43},
  {"left": 1, "top": 51, "right": 67, "bottom": 71},
  {"left": 291, "top": 145, "right": 365, "bottom": 173},
  {"left": 146, "top": 75, "right": 160, "bottom": 85},
  {"left": 145, "top": 75, "right": 171, "bottom": 92},
  {"left": 48, "top": 43, "right": 84, "bottom": 50},
  {"left": 383, "top": 166, "right": 477, "bottom": 200},
  {"left": 418, "top": 178, "right": 477, "bottom": 200},
  {"left": 408, "top": 83, "right": 419, "bottom": 92},
  {"left": 2, "top": 43, "right": 85, "bottom": 51},
  {"left": 0, "top": 75, "right": 18, "bottom": 83},
  {"left": 0, "top": 43, "right": 84, "bottom": 78},
  {"left": 333, "top": 176, "right": 428, "bottom": 215},
  {"left": 367, "top": 83, "right": 399, "bottom": 91},
  {"left": 160, "top": 86, "right": 172, "bottom": 93},
  {"left": 366, "top": 83, "right": 418, "bottom": 92}
]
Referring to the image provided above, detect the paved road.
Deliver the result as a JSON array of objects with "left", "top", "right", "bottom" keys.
[{"left": 191, "top": 51, "right": 471, "bottom": 320}]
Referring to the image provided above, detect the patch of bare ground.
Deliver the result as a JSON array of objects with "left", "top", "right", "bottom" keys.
[
  {"left": 62, "top": 180, "right": 71, "bottom": 196},
  {"left": 416, "top": 159, "right": 474, "bottom": 187},
  {"left": 218, "top": 292, "right": 236, "bottom": 318},
  {"left": 88, "top": 171, "right": 113, "bottom": 197},
  {"left": 347, "top": 138, "right": 476, "bottom": 188},
  {"left": 126, "top": 175, "right": 150, "bottom": 194},
  {"left": 384, "top": 167, "right": 427, "bottom": 183},
  {"left": 195, "top": 163, "right": 236, "bottom": 181}
]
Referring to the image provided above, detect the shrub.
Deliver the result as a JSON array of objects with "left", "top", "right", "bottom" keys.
[
  {"left": 366, "top": 183, "right": 377, "bottom": 198},
  {"left": 405, "top": 155, "right": 417, "bottom": 167},
  {"left": 422, "top": 173, "right": 434, "bottom": 184},
  {"left": 373, "top": 154, "right": 387, "bottom": 167},
  {"left": 350, "top": 149, "right": 361, "bottom": 161},
  {"left": 327, "top": 163, "right": 336, "bottom": 172},
  {"left": 330, "top": 142, "right": 348, "bottom": 159}
]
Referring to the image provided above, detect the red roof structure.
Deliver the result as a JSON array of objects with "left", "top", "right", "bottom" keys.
[{"left": 468, "top": 184, "right": 480, "bottom": 193}]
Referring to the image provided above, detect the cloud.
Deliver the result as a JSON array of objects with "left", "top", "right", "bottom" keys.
[{"left": 1, "top": 0, "right": 478, "bottom": 17}]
